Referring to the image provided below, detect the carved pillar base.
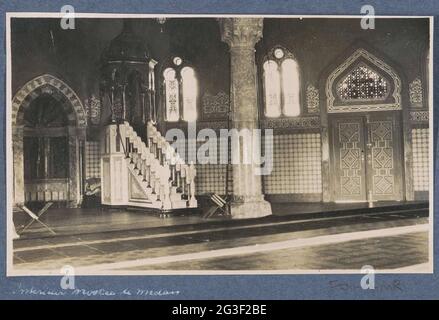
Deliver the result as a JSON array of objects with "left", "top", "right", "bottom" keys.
[{"left": 229, "top": 195, "right": 272, "bottom": 219}]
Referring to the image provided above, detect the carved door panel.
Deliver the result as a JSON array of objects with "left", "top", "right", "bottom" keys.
[
  {"left": 331, "top": 112, "right": 403, "bottom": 202},
  {"left": 331, "top": 116, "right": 367, "bottom": 202},
  {"left": 365, "top": 112, "right": 403, "bottom": 201}
]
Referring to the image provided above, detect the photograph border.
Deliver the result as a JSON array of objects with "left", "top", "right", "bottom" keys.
[{"left": 0, "top": 0, "right": 438, "bottom": 299}]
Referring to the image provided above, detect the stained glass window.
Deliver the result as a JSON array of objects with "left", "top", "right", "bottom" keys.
[
  {"left": 173, "top": 56, "right": 182, "bottom": 66},
  {"left": 164, "top": 68, "right": 179, "bottom": 122},
  {"left": 274, "top": 48, "right": 284, "bottom": 59},
  {"left": 281, "top": 59, "right": 300, "bottom": 116},
  {"left": 338, "top": 64, "right": 389, "bottom": 101},
  {"left": 181, "top": 67, "right": 197, "bottom": 122},
  {"left": 164, "top": 63, "right": 198, "bottom": 122},
  {"left": 263, "top": 60, "right": 281, "bottom": 117},
  {"left": 263, "top": 48, "right": 301, "bottom": 117}
]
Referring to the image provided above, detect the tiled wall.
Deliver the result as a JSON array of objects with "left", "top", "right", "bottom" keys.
[
  {"left": 191, "top": 133, "right": 323, "bottom": 196},
  {"left": 85, "top": 141, "right": 100, "bottom": 179},
  {"left": 263, "top": 133, "right": 322, "bottom": 194},
  {"left": 185, "top": 138, "right": 232, "bottom": 195},
  {"left": 196, "top": 164, "right": 229, "bottom": 195},
  {"left": 412, "top": 128, "right": 429, "bottom": 192}
]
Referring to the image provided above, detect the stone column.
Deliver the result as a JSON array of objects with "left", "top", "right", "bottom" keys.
[{"left": 219, "top": 18, "right": 272, "bottom": 219}]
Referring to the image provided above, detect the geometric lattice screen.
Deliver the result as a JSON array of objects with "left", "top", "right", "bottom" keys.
[
  {"left": 337, "top": 64, "right": 389, "bottom": 101},
  {"left": 412, "top": 128, "right": 429, "bottom": 191},
  {"left": 85, "top": 141, "right": 100, "bottom": 179},
  {"left": 263, "top": 133, "right": 322, "bottom": 194}
]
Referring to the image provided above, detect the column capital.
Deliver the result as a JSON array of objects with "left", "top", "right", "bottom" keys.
[{"left": 219, "top": 18, "right": 264, "bottom": 49}]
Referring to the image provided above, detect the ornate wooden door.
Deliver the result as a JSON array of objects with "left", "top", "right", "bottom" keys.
[
  {"left": 331, "top": 115, "right": 367, "bottom": 202},
  {"left": 330, "top": 112, "right": 403, "bottom": 202},
  {"left": 364, "top": 112, "right": 403, "bottom": 201}
]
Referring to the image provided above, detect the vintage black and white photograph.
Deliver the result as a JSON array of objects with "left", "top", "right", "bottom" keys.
[{"left": 6, "top": 14, "right": 433, "bottom": 275}]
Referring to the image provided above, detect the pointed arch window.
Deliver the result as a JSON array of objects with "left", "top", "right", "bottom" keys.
[
  {"left": 163, "top": 57, "right": 198, "bottom": 122},
  {"left": 263, "top": 47, "right": 301, "bottom": 117}
]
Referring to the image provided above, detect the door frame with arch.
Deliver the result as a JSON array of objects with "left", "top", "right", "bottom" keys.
[
  {"left": 320, "top": 47, "right": 414, "bottom": 203},
  {"left": 11, "top": 74, "right": 87, "bottom": 208}
]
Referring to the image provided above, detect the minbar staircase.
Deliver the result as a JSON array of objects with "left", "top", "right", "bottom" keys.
[{"left": 101, "top": 121, "right": 197, "bottom": 215}]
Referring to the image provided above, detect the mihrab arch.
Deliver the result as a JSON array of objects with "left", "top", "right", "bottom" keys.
[{"left": 11, "top": 74, "right": 87, "bottom": 207}]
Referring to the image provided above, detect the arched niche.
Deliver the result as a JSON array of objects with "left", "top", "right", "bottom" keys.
[{"left": 11, "top": 74, "right": 87, "bottom": 207}]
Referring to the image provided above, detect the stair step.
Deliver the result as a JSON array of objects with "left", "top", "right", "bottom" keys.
[
  {"left": 118, "top": 122, "right": 198, "bottom": 212},
  {"left": 144, "top": 187, "right": 153, "bottom": 195},
  {"left": 139, "top": 182, "right": 153, "bottom": 194},
  {"left": 152, "top": 200, "right": 162, "bottom": 209},
  {"left": 172, "top": 200, "right": 188, "bottom": 209},
  {"left": 170, "top": 193, "right": 183, "bottom": 202}
]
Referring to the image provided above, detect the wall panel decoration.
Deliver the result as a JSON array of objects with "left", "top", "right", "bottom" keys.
[
  {"left": 410, "top": 111, "right": 429, "bottom": 123},
  {"left": 262, "top": 116, "right": 320, "bottom": 131},
  {"left": 84, "top": 95, "right": 101, "bottom": 125},
  {"left": 412, "top": 128, "right": 429, "bottom": 191},
  {"left": 409, "top": 78, "right": 423, "bottom": 108},
  {"left": 306, "top": 85, "right": 319, "bottom": 114},
  {"left": 202, "top": 91, "right": 229, "bottom": 119}
]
